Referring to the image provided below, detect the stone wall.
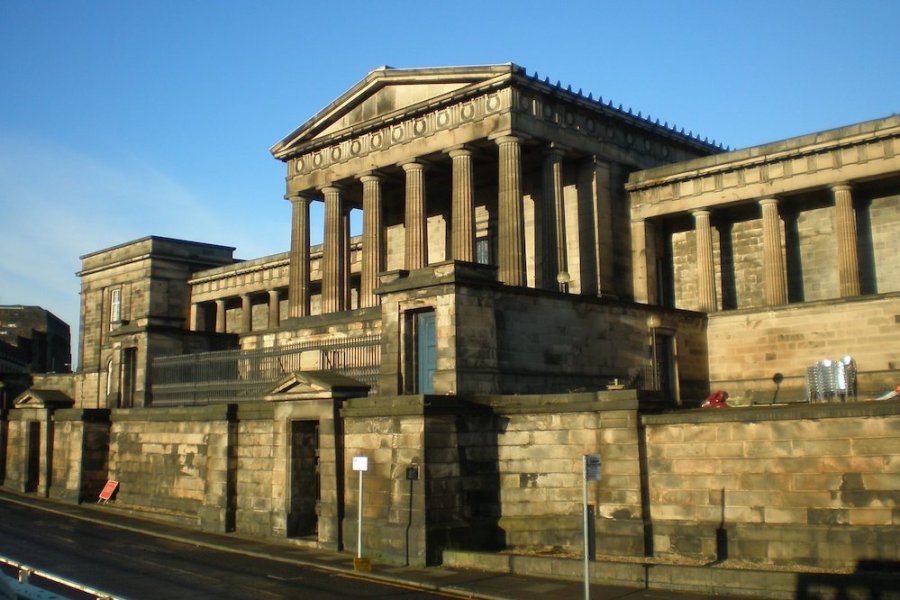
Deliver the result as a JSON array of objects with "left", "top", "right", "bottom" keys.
[
  {"left": 706, "top": 293, "right": 900, "bottom": 404},
  {"left": 49, "top": 409, "right": 110, "bottom": 503},
  {"left": 108, "top": 404, "right": 235, "bottom": 531},
  {"left": 642, "top": 400, "right": 900, "bottom": 568}
]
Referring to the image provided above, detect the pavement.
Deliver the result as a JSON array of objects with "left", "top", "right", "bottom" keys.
[{"left": 1, "top": 489, "right": 895, "bottom": 600}]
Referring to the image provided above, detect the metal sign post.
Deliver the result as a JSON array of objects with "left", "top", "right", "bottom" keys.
[
  {"left": 352, "top": 456, "right": 370, "bottom": 571},
  {"left": 583, "top": 454, "right": 602, "bottom": 600}
]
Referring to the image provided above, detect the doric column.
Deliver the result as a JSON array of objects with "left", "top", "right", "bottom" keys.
[
  {"left": 287, "top": 194, "right": 311, "bottom": 318},
  {"left": 543, "top": 146, "right": 568, "bottom": 290},
  {"left": 268, "top": 290, "right": 280, "bottom": 329},
  {"left": 693, "top": 209, "right": 718, "bottom": 312},
  {"left": 832, "top": 183, "right": 861, "bottom": 297},
  {"left": 760, "top": 197, "right": 788, "bottom": 306},
  {"left": 448, "top": 147, "right": 475, "bottom": 262},
  {"left": 241, "top": 294, "right": 252, "bottom": 333},
  {"left": 402, "top": 161, "right": 428, "bottom": 270},
  {"left": 360, "top": 173, "right": 383, "bottom": 308},
  {"left": 495, "top": 135, "right": 526, "bottom": 287},
  {"left": 322, "top": 185, "right": 345, "bottom": 313},
  {"left": 342, "top": 207, "right": 351, "bottom": 309},
  {"left": 215, "top": 299, "right": 226, "bottom": 333},
  {"left": 591, "top": 159, "right": 615, "bottom": 297}
]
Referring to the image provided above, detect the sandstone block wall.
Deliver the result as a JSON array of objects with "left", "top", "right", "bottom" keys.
[
  {"left": 108, "top": 404, "right": 235, "bottom": 530},
  {"left": 643, "top": 400, "right": 900, "bottom": 568},
  {"left": 706, "top": 293, "right": 900, "bottom": 404},
  {"left": 49, "top": 409, "right": 109, "bottom": 503}
]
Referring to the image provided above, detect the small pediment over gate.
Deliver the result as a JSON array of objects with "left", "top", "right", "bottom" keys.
[
  {"left": 265, "top": 371, "right": 370, "bottom": 402},
  {"left": 14, "top": 389, "right": 75, "bottom": 409}
]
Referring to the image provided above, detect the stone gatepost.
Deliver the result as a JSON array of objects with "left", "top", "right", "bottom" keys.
[{"left": 49, "top": 409, "right": 111, "bottom": 503}]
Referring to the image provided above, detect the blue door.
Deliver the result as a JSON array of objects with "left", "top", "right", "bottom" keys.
[{"left": 416, "top": 311, "right": 436, "bottom": 394}]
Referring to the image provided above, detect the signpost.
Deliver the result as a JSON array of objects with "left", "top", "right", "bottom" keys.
[
  {"left": 98, "top": 480, "right": 118, "bottom": 504},
  {"left": 582, "top": 454, "right": 602, "bottom": 600},
  {"left": 351, "top": 456, "right": 370, "bottom": 571}
]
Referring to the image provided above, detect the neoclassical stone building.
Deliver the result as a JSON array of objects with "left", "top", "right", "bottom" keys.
[{"left": 4, "top": 65, "right": 898, "bottom": 578}]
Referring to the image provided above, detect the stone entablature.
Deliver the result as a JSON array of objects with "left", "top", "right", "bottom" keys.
[
  {"left": 189, "top": 252, "right": 291, "bottom": 302},
  {"left": 627, "top": 115, "right": 900, "bottom": 218},
  {"left": 277, "top": 65, "right": 720, "bottom": 195}
]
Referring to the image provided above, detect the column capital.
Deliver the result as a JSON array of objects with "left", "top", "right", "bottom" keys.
[
  {"left": 758, "top": 196, "right": 780, "bottom": 207},
  {"left": 692, "top": 208, "right": 712, "bottom": 218},
  {"left": 490, "top": 132, "right": 526, "bottom": 145},
  {"left": 831, "top": 182, "right": 853, "bottom": 193},
  {"left": 284, "top": 190, "right": 316, "bottom": 203},
  {"left": 399, "top": 159, "right": 428, "bottom": 172},
  {"left": 320, "top": 183, "right": 345, "bottom": 195},
  {"left": 446, "top": 145, "right": 473, "bottom": 159},
  {"left": 543, "top": 142, "right": 569, "bottom": 158},
  {"left": 358, "top": 171, "right": 384, "bottom": 184}
]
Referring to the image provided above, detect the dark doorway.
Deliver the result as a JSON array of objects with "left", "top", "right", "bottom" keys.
[
  {"left": 120, "top": 348, "right": 137, "bottom": 408},
  {"left": 287, "top": 420, "right": 319, "bottom": 538},
  {"left": 416, "top": 311, "right": 436, "bottom": 394},
  {"left": 652, "top": 331, "right": 680, "bottom": 404},
  {"left": 25, "top": 421, "right": 40, "bottom": 493}
]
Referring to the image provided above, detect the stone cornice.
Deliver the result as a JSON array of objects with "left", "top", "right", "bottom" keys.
[{"left": 627, "top": 115, "right": 900, "bottom": 193}]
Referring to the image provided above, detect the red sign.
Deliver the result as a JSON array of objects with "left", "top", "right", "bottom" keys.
[{"left": 98, "top": 480, "right": 118, "bottom": 503}]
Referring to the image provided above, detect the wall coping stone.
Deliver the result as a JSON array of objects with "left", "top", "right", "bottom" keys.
[
  {"left": 280, "top": 306, "right": 380, "bottom": 330},
  {"left": 53, "top": 408, "right": 110, "bottom": 423},
  {"left": 642, "top": 398, "right": 900, "bottom": 426},
  {"left": 113, "top": 403, "right": 236, "bottom": 422},
  {"left": 708, "top": 290, "right": 900, "bottom": 321}
]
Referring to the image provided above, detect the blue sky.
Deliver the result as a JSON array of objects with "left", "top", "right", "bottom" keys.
[{"left": 1, "top": 0, "right": 898, "bottom": 367}]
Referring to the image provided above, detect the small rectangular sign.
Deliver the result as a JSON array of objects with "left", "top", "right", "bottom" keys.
[
  {"left": 585, "top": 454, "right": 602, "bottom": 481},
  {"left": 98, "top": 480, "right": 119, "bottom": 503},
  {"left": 352, "top": 456, "right": 369, "bottom": 472}
]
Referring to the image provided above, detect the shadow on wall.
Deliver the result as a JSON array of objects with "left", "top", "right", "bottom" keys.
[{"left": 795, "top": 560, "right": 900, "bottom": 599}]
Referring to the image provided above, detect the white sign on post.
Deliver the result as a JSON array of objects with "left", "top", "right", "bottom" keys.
[
  {"left": 585, "top": 454, "right": 602, "bottom": 481},
  {"left": 352, "top": 456, "right": 369, "bottom": 471},
  {"left": 582, "top": 453, "right": 602, "bottom": 600}
]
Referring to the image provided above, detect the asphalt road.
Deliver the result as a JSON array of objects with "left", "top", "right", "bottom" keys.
[{"left": 0, "top": 501, "right": 450, "bottom": 599}]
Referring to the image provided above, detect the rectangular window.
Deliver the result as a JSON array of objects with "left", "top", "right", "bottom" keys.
[
  {"left": 110, "top": 288, "right": 121, "bottom": 327},
  {"left": 475, "top": 236, "right": 491, "bottom": 266}
]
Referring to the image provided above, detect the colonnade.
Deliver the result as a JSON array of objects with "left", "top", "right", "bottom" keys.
[
  {"left": 191, "top": 289, "right": 283, "bottom": 334},
  {"left": 285, "top": 135, "right": 595, "bottom": 317},
  {"left": 671, "top": 182, "right": 863, "bottom": 311}
]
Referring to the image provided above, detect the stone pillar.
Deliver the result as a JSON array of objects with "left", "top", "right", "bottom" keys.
[
  {"left": 592, "top": 159, "right": 616, "bottom": 297},
  {"left": 402, "top": 161, "right": 427, "bottom": 270},
  {"left": 288, "top": 194, "right": 311, "bottom": 318},
  {"left": 215, "top": 299, "right": 226, "bottom": 333},
  {"left": 632, "top": 219, "right": 658, "bottom": 305},
  {"left": 240, "top": 294, "right": 252, "bottom": 333},
  {"left": 543, "top": 146, "right": 568, "bottom": 290},
  {"left": 342, "top": 207, "right": 351, "bottom": 309},
  {"left": 268, "top": 290, "right": 280, "bottom": 328},
  {"left": 832, "top": 183, "right": 861, "bottom": 297},
  {"left": 322, "top": 185, "right": 345, "bottom": 313},
  {"left": 496, "top": 135, "right": 526, "bottom": 287},
  {"left": 189, "top": 303, "right": 200, "bottom": 331},
  {"left": 448, "top": 147, "right": 475, "bottom": 262},
  {"left": 760, "top": 197, "right": 788, "bottom": 306},
  {"left": 360, "top": 173, "right": 384, "bottom": 308},
  {"left": 693, "top": 209, "right": 718, "bottom": 312}
]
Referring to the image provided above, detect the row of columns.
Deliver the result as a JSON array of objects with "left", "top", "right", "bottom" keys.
[
  {"left": 192, "top": 289, "right": 282, "bottom": 334},
  {"left": 285, "top": 134, "right": 600, "bottom": 317},
  {"left": 287, "top": 136, "right": 555, "bottom": 316},
  {"left": 690, "top": 182, "right": 861, "bottom": 312}
]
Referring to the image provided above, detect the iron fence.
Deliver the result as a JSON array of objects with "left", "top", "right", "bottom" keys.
[{"left": 150, "top": 336, "right": 380, "bottom": 406}]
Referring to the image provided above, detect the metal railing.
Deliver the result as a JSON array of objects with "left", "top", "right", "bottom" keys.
[
  {"left": 150, "top": 336, "right": 381, "bottom": 406},
  {"left": 0, "top": 554, "right": 123, "bottom": 599}
]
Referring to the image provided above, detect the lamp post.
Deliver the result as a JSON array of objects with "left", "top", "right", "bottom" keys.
[{"left": 557, "top": 271, "right": 571, "bottom": 293}]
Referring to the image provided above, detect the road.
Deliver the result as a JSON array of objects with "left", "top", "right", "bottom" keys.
[{"left": 0, "top": 501, "right": 447, "bottom": 599}]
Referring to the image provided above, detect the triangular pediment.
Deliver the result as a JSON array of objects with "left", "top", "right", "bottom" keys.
[
  {"left": 266, "top": 371, "right": 370, "bottom": 401},
  {"left": 271, "top": 64, "right": 519, "bottom": 159},
  {"left": 14, "top": 389, "right": 74, "bottom": 409}
]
